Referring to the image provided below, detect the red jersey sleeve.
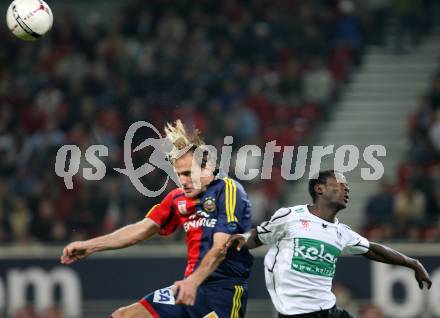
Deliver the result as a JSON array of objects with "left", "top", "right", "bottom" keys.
[{"left": 145, "top": 191, "right": 180, "bottom": 236}]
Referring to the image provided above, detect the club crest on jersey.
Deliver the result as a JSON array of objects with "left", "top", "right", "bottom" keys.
[
  {"left": 202, "top": 196, "right": 216, "bottom": 213},
  {"left": 300, "top": 219, "right": 311, "bottom": 230},
  {"left": 177, "top": 200, "right": 188, "bottom": 214}
]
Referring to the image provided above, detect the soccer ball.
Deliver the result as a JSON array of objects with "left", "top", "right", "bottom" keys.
[{"left": 6, "top": 0, "right": 53, "bottom": 41}]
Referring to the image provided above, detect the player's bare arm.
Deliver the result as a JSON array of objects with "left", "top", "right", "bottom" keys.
[
  {"left": 225, "top": 228, "right": 262, "bottom": 252},
  {"left": 60, "top": 218, "right": 159, "bottom": 265},
  {"left": 173, "top": 232, "right": 230, "bottom": 306},
  {"left": 364, "top": 242, "right": 432, "bottom": 289}
]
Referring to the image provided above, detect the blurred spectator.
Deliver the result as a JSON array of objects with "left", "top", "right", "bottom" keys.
[
  {"left": 13, "top": 307, "right": 37, "bottom": 318},
  {"left": 21, "top": 119, "right": 66, "bottom": 165},
  {"left": 429, "top": 74, "right": 440, "bottom": 110},
  {"left": 366, "top": 0, "right": 391, "bottom": 46},
  {"left": 10, "top": 197, "right": 31, "bottom": 243},
  {"left": 392, "top": 0, "right": 423, "bottom": 53},
  {"left": 363, "top": 180, "right": 394, "bottom": 240},
  {"left": 410, "top": 166, "right": 438, "bottom": 217},
  {"left": 408, "top": 96, "right": 432, "bottom": 139},
  {"left": 303, "top": 57, "right": 334, "bottom": 112},
  {"left": 41, "top": 306, "right": 62, "bottom": 318},
  {"left": 359, "top": 304, "right": 384, "bottom": 318},
  {"left": 332, "top": 281, "right": 356, "bottom": 314},
  {"left": 226, "top": 103, "right": 260, "bottom": 143},
  {"left": 246, "top": 181, "right": 270, "bottom": 226},
  {"left": 30, "top": 199, "right": 56, "bottom": 242},
  {"left": 278, "top": 59, "right": 303, "bottom": 103},
  {"left": 0, "top": 180, "right": 12, "bottom": 241},
  {"left": 408, "top": 97, "right": 434, "bottom": 163},
  {"left": 157, "top": 10, "right": 187, "bottom": 44},
  {"left": 393, "top": 182, "right": 427, "bottom": 238},
  {"left": 335, "top": 0, "right": 363, "bottom": 64},
  {"left": 429, "top": 111, "right": 440, "bottom": 152}
]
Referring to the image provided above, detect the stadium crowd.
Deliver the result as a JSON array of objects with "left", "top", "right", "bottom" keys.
[
  {"left": 362, "top": 68, "right": 440, "bottom": 242},
  {"left": 0, "top": 0, "right": 437, "bottom": 249},
  {"left": 0, "top": 0, "right": 358, "bottom": 244}
]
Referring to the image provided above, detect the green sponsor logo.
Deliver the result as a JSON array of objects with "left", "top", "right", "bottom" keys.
[{"left": 292, "top": 238, "right": 341, "bottom": 277}]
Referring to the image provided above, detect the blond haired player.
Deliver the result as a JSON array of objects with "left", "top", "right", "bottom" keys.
[{"left": 61, "top": 120, "right": 253, "bottom": 318}]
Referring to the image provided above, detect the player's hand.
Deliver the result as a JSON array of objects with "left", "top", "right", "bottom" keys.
[
  {"left": 60, "top": 241, "right": 93, "bottom": 265},
  {"left": 172, "top": 278, "right": 198, "bottom": 306},
  {"left": 224, "top": 234, "right": 247, "bottom": 252},
  {"left": 412, "top": 259, "right": 432, "bottom": 289}
]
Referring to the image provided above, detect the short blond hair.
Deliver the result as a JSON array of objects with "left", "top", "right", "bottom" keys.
[{"left": 164, "top": 119, "right": 205, "bottom": 162}]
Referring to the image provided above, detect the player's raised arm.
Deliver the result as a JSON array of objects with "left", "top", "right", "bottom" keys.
[
  {"left": 225, "top": 228, "right": 262, "bottom": 251},
  {"left": 226, "top": 207, "right": 292, "bottom": 252},
  {"left": 363, "top": 242, "right": 432, "bottom": 289},
  {"left": 61, "top": 185, "right": 179, "bottom": 265},
  {"left": 60, "top": 218, "right": 159, "bottom": 264}
]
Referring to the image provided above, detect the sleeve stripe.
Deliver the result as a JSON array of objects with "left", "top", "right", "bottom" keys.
[
  {"left": 230, "top": 285, "right": 244, "bottom": 318},
  {"left": 225, "top": 178, "right": 233, "bottom": 223},
  {"left": 145, "top": 204, "right": 159, "bottom": 218},
  {"left": 232, "top": 180, "right": 237, "bottom": 220},
  {"left": 224, "top": 178, "right": 238, "bottom": 223},
  {"left": 226, "top": 179, "right": 231, "bottom": 222},
  {"left": 238, "top": 286, "right": 244, "bottom": 316},
  {"left": 270, "top": 209, "right": 292, "bottom": 222},
  {"left": 231, "top": 286, "right": 238, "bottom": 318}
]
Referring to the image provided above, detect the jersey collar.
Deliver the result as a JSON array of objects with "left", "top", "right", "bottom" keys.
[{"left": 305, "top": 204, "right": 339, "bottom": 226}]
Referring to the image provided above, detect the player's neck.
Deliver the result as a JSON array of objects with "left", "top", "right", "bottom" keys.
[
  {"left": 308, "top": 203, "right": 337, "bottom": 223},
  {"left": 198, "top": 174, "right": 216, "bottom": 194}
]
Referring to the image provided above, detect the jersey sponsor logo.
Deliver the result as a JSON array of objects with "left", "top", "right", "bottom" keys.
[
  {"left": 196, "top": 209, "right": 211, "bottom": 218},
  {"left": 177, "top": 200, "right": 188, "bottom": 214},
  {"left": 292, "top": 238, "right": 341, "bottom": 277},
  {"left": 183, "top": 217, "right": 217, "bottom": 231},
  {"left": 153, "top": 287, "right": 175, "bottom": 305},
  {"left": 203, "top": 312, "right": 219, "bottom": 318},
  {"left": 202, "top": 196, "right": 216, "bottom": 213}
]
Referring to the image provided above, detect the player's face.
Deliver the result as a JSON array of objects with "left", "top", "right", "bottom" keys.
[
  {"left": 321, "top": 174, "right": 350, "bottom": 211},
  {"left": 173, "top": 151, "right": 213, "bottom": 198}
]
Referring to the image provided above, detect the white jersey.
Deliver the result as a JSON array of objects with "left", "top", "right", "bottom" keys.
[{"left": 257, "top": 205, "right": 369, "bottom": 315}]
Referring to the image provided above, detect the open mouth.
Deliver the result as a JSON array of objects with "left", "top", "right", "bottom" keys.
[{"left": 343, "top": 195, "right": 349, "bottom": 203}]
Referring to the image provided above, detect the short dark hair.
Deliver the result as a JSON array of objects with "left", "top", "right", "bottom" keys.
[{"left": 308, "top": 170, "right": 336, "bottom": 202}]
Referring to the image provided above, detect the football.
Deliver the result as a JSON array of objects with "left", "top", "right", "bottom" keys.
[{"left": 6, "top": 0, "right": 53, "bottom": 41}]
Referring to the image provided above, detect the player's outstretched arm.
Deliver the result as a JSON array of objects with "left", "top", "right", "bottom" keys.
[
  {"left": 60, "top": 218, "right": 159, "bottom": 265},
  {"left": 363, "top": 242, "right": 432, "bottom": 289},
  {"left": 224, "top": 228, "right": 263, "bottom": 252}
]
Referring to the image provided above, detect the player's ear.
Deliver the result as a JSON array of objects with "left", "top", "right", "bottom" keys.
[
  {"left": 314, "top": 184, "right": 324, "bottom": 196},
  {"left": 200, "top": 158, "right": 216, "bottom": 177}
]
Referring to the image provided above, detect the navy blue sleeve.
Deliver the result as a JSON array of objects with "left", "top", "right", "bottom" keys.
[{"left": 214, "top": 178, "right": 252, "bottom": 235}]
